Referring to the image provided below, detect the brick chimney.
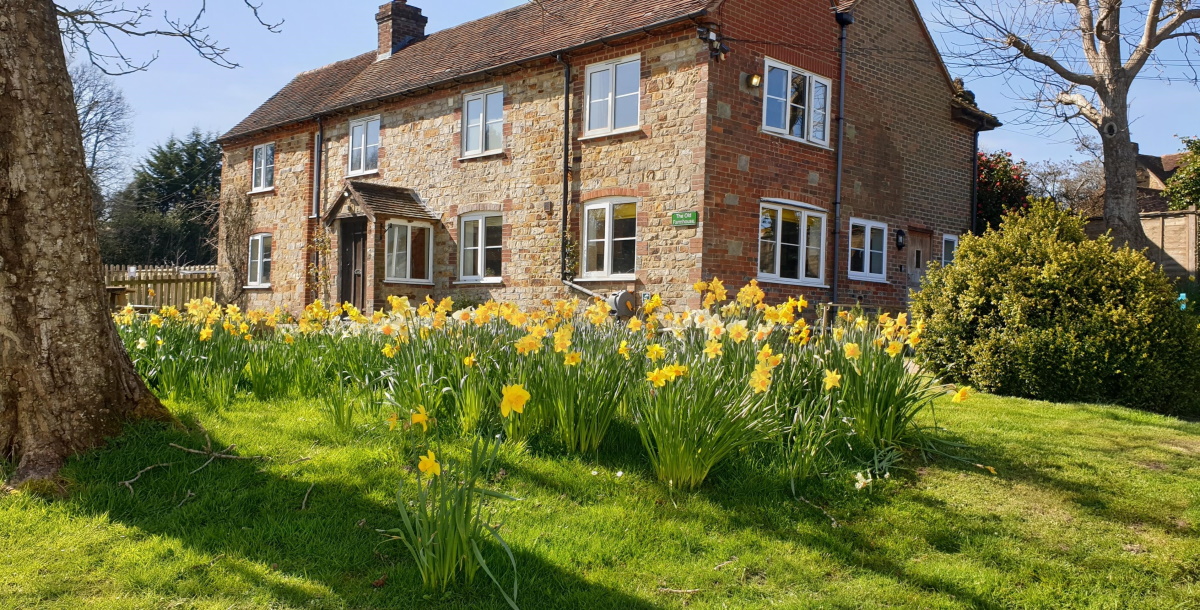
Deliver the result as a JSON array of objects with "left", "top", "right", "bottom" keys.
[{"left": 376, "top": 1, "right": 427, "bottom": 59}]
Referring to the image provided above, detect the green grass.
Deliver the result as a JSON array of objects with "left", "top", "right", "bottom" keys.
[{"left": 2, "top": 394, "right": 1198, "bottom": 609}]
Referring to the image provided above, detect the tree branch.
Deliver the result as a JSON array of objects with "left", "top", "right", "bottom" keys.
[
  {"left": 1056, "top": 91, "right": 1104, "bottom": 127},
  {"left": 1005, "top": 32, "right": 1099, "bottom": 87}
]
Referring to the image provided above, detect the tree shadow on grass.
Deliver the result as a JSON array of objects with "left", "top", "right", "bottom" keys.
[{"left": 44, "top": 420, "right": 661, "bottom": 610}]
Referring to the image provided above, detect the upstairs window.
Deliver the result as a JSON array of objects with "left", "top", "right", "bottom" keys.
[
  {"left": 462, "top": 88, "right": 504, "bottom": 156},
  {"left": 585, "top": 55, "right": 641, "bottom": 136},
  {"left": 384, "top": 221, "right": 432, "bottom": 282},
  {"left": 247, "top": 233, "right": 272, "bottom": 286},
  {"left": 459, "top": 213, "right": 503, "bottom": 281},
  {"left": 758, "top": 201, "right": 826, "bottom": 285},
  {"left": 942, "top": 234, "right": 959, "bottom": 265},
  {"left": 582, "top": 198, "right": 637, "bottom": 278},
  {"left": 763, "top": 58, "right": 831, "bottom": 146},
  {"left": 251, "top": 143, "right": 275, "bottom": 192},
  {"left": 849, "top": 219, "right": 887, "bottom": 282},
  {"left": 348, "top": 116, "right": 381, "bottom": 175}
]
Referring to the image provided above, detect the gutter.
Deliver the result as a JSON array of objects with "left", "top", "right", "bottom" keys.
[
  {"left": 970, "top": 129, "right": 979, "bottom": 235},
  {"left": 216, "top": 12, "right": 710, "bottom": 146},
  {"left": 831, "top": 10, "right": 854, "bottom": 304}
]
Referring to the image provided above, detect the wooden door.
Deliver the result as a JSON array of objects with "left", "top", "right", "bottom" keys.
[
  {"left": 339, "top": 217, "right": 367, "bottom": 310},
  {"left": 906, "top": 231, "right": 932, "bottom": 292}
]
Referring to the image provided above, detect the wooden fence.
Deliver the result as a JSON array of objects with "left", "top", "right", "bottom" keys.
[
  {"left": 104, "top": 264, "right": 217, "bottom": 310},
  {"left": 1086, "top": 208, "right": 1199, "bottom": 278}
]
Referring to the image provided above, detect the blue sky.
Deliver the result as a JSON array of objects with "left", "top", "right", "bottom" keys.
[{"left": 107, "top": 0, "right": 1197, "bottom": 170}]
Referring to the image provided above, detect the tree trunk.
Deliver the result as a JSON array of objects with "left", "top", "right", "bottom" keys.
[
  {"left": 0, "top": 1, "right": 170, "bottom": 485},
  {"left": 1099, "top": 92, "right": 1148, "bottom": 249}
]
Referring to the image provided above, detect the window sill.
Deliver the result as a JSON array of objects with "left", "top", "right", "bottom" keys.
[
  {"left": 383, "top": 279, "right": 435, "bottom": 286},
  {"left": 453, "top": 278, "right": 504, "bottom": 286},
  {"left": 579, "top": 127, "right": 644, "bottom": 142},
  {"left": 847, "top": 274, "right": 889, "bottom": 284},
  {"left": 458, "top": 150, "right": 506, "bottom": 162},
  {"left": 347, "top": 169, "right": 379, "bottom": 178},
  {"left": 756, "top": 276, "right": 827, "bottom": 289},
  {"left": 573, "top": 275, "right": 637, "bottom": 283},
  {"left": 248, "top": 188, "right": 274, "bottom": 195},
  {"left": 761, "top": 129, "right": 832, "bottom": 150},
  {"left": 243, "top": 284, "right": 272, "bottom": 290}
]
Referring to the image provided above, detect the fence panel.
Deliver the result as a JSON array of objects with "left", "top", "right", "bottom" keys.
[{"left": 103, "top": 264, "right": 217, "bottom": 310}]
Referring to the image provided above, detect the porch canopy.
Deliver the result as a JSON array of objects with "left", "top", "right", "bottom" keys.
[{"left": 322, "top": 180, "right": 437, "bottom": 225}]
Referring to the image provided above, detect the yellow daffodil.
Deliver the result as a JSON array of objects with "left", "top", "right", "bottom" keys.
[
  {"left": 418, "top": 450, "right": 441, "bottom": 477},
  {"left": 514, "top": 334, "right": 542, "bottom": 355},
  {"left": 501, "top": 384, "right": 530, "bottom": 417},
  {"left": 149, "top": 314, "right": 163, "bottom": 328},
  {"left": 693, "top": 280, "right": 708, "bottom": 293},
  {"left": 844, "top": 342, "right": 862, "bottom": 360},
  {"left": 646, "top": 368, "right": 670, "bottom": 387},
  {"left": 665, "top": 364, "right": 688, "bottom": 380},
  {"left": 564, "top": 352, "right": 582, "bottom": 366},
  {"left": 646, "top": 343, "right": 667, "bottom": 362},
  {"left": 832, "top": 327, "right": 845, "bottom": 342},
  {"left": 728, "top": 321, "right": 749, "bottom": 343},
  {"left": 618, "top": 340, "right": 631, "bottom": 360},
  {"left": 382, "top": 343, "right": 398, "bottom": 358},
  {"left": 199, "top": 326, "right": 213, "bottom": 341},
  {"left": 907, "top": 333, "right": 922, "bottom": 347},
  {"left": 387, "top": 412, "right": 400, "bottom": 431},
  {"left": 824, "top": 369, "right": 843, "bottom": 391},
  {"left": 750, "top": 369, "right": 771, "bottom": 394},
  {"left": 704, "top": 340, "right": 723, "bottom": 359},
  {"left": 886, "top": 341, "right": 904, "bottom": 357},
  {"left": 411, "top": 405, "right": 430, "bottom": 431},
  {"left": 855, "top": 316, "right": 868, "bottom": 331},
  {"left": 627, "top": 317, "right": 643, "bottom": 332},
  {"left": 463, "top": 354, "right": 477, "bottom": 367},
  {"left": 952, "top": 387, "right": 971, "bottom": 403},
  {"left": 708, "top": 277, "right": 727, "bottom": 302}
]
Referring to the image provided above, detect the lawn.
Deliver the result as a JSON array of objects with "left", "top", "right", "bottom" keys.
[{"left": 1, "top": 392, "right": 1197, "bottom": 609}]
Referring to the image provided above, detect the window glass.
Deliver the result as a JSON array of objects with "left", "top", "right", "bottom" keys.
[
  {"left": 263, "top": 145, "right": 274, "bottom": 188},
  {"left": 465, "top": 97, "right": 483, "bottom": 153},
  {"left": 869, "top": 226, "right": 885, "bottom": 275},
  {"left": 485, "top": 92, "right": 504, "bottom": 151},
  {"left": 765, "top": 66, "right": 788, "bottom": 131},
  {"left": 789, "top": 72, "right": 808, "bottom": 139},
  {"left": 759, "top": 207, "right": 778, "bottom": 275},
  {"left": 811, "top": 80, "right": 829, "bottom": 142},
  {"left": 611, "top": 202, "right": 636, "bottom": 274},
  {"left": 248, "top": 238, "right": 260, "bottom": 284},
  {"left": 461, "top": 219, "right": 480, "bottom": 278},
  {"left": 253, "top": 146, "right": 264, "bottom": 189},
  {"left": 780, "top": 209, "right": 802, "bottom": 280},
  {"left": 849, "top": 224, "right": 866, "bottom": 273},
  {"left": 260, "top": 235, "right": 272, "bottom": 283},
  {"left": 484, "top": 215, "right": 503, "bottom": 277},
  {"left": 763, "top": 60, "right": 830, "bottom": 145},
  {"left": 614, "top": 61, "right": 640, "bottom": 130},
  {"left": 350, "top": 123, "right": 364, "bottom": 172},
  {"left": 943, "top": 236, "right": 958, "bottom": 264},
  {"left": 410, "top": 226, "right": 430, "bottom": 280},
  {"left": 366, "top": 119, "right": 380, "bottom": 170},
  {"left": 805, "top": 215, "right": 823, "bottom": 279},
  {"left": 588, "top": 69, "right": 611, "bottom": 132},
  {"left": 387, "top": 224, "right": 409, "bottom": 280},
  {"left": 585, "top": 207, "right": 606, "bottom": 273}
]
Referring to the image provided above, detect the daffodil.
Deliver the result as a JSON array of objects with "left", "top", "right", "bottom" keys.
[
  {"left": 387, "top": 412, "right": 400, "bottom": 431},
  {"left": 199, "top": 326, "right": 213, "bottom": 341},
  {"left": 693, "top": 280, "right": 708, "bottom": 293},
  {"left": 136, "top": 338, "right": 148, "bottom": 350},
  {"left": 501, "top": 384, "right": 530, "bottom": 417},
  {"left": 618, "top": 340, "right": 631, "bottom": 360},
  {"left": 463, "top": 353, "right": 477, "bottom": 367},
  {"left": 646, "top": 343, "right": 667, "bottom": 362},
  {"left": 382, "top": 343, "right": 398, "bottom": 358},
  {"left": 646, "top": 368, "right": 670, "bottom": 387},
  {"left": 844, "top": 342, "right": 862, "bottom": 360},
  {"left": 418, "top": 450, "right": 441, "bottom": 477},
  {"left": 514, "top": 334, "right": 542, "bottom": 355},
  {"left": 886, "top": 341, "right": 904, "bottom": 357},
  {"left": 411, "top": 405, "right": 430, "bottom": 431},
  {"left": 704, "top": 340, "right": 723, "bottom": 359},
  {"left": 824, "top": 369, "right": 842, "bottom": 391},
  {"left": 832, "top": 327, "right": 845, "bottom": 342},
  {"left": 627, "top": 317, "right": 643, "bottom": 332},
  {"left": 749, "top": 368, "right": 771, "bottom": 394},
  {"left": 952, "top": 387, "right": 971, "bottom": 403},
  {"left": 564, "top": 352, "right": 582, "bottom": 366},
  {"left": 727, "top": 321, "right": 749, "bottom": 343}
]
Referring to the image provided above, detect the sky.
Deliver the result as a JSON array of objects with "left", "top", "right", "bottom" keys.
[{"left": 98, "top": 0, "right": 1198, "bottom": 175}]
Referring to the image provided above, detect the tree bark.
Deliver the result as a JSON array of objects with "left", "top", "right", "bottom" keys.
[
  {"left": 1098, "top": 87, "right": 1147, "bottom": 249},
  {"left": 0, "top": 1, "right": 169, "bottom": 485}
]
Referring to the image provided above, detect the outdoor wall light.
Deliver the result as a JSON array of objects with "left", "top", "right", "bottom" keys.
[
  {"left": 746, "top": 73, "right": 763, "bottom": 88},
  {"left": 895, "top": 229, "right": 908, "bottom": 251}
]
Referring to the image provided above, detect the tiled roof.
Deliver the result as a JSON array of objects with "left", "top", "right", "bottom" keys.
[
  {"left": 324, "top": 180, "right": 437, "bottom": 223},
  {"left": 1162, "top": 153, "right": 1185, "bottom": 174},
  {"left": 220, "top": 0, "right": 714, "bottom": 142}
]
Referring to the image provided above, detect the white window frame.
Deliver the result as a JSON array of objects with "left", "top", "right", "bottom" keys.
[
  {"left": 848, "top": 218, "right": 888, "bottom": 283},
  {"left": 246, "top": 233, "right": 272, "bottom": 287},
  {"left": 458, "top": 212, "right": 503, "bottom": 282},
  {"left": 756, "top": 199, "right": 827, "bottom": 287},
  {"left": 461, "top": 87, "right": 505, "bottom": 157},
  {"left": 942, "top": 234, "right": 959, "bottom": 266},
  {"left": 761, "top": 58, "right": 832, "bottom": 147},
  {"left": 251, "top": 143, "right": 275, "bottom": 192},
  {"left": 583, "top": 54, "right": 642, "bottom": 137},
  {"left": 383, "top": 220, "right": 434, "bottom": 284},
  {"left": 347, "top": 115, "right": 381, "bottom": 176},
  {"left": 581, "top": 197, "right": 638, "bottom": 280}
]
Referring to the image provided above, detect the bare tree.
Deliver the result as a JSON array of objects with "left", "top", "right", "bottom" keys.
[
  {"left": 71, "top": 61, "right": 131, "bottom": 211},
  {"left": 1028, "top": 157, "right": 1107, "bottom": 213},
  {"left": 935, "top": 0, "right": 1200, "bottom": 247},
  {"left": 1, "top": 0, "right": 279, "bottom": 486}
]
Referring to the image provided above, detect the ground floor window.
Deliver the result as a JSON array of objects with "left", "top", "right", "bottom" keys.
[
  {"left": 582, "top": 198, "right": 637, "bottom": 278},
  {"left": 758, "top": 201, "right": 826, "bottom": 285},
  {"left": 848, "top": 218, "right": 887, "bottom": 282},
  {"left": 384, "top": 221, "right": 432, "bottom": 282},
  {"left": 942, "top": 234, "right": 959, "bottom": 265},
  {"left": 460, "top": 213, "right": 502, "bottom": 281},
  {"left": 247, "top": 233, "right": 272, "bottom": 286}
]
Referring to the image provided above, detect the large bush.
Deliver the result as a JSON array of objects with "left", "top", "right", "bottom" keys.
[{"left": 911, "top": 200, "right": 1200, "bottom": 416}]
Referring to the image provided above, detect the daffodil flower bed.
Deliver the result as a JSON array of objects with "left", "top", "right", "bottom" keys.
[{"left": 115, "top": 279, "right": 960, "bottom": 493}]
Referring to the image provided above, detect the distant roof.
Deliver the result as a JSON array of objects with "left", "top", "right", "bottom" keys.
[
  {"left": 220, "top": 0, "right": 715, "bottom": 142},
  {"left": 1139, "top": 153, "right": 1184, "bottom": 185},
  {"left": 323, "top": 180, "right": 437, "bottom": 224}
]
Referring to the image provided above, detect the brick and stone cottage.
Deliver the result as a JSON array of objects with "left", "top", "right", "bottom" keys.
[{"left": 215, "top": 0, "right": 998, "bottom": 315}]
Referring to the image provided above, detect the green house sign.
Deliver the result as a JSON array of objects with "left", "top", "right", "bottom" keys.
[{"left": 671, "top": 211, "right": 699, "bottom": 226}]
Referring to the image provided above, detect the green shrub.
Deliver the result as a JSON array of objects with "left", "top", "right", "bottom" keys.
[{"left": 911, "top": 200, "right": 1200, "bottom": 416}]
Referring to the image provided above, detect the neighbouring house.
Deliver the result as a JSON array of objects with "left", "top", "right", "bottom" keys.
[
  {"left": 215, "top": 0, "right": 998, "bottom": 314},
  {"left": 1137, "top": 152, "right": 1186, "bottom": 212}
]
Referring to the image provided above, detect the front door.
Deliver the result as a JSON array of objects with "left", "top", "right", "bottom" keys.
[
  {"left": 906, "top": 231, "right": 932, "bottom": 292},
  {"left": 339, "top": 217, "right": 367, "bottom": 311}
]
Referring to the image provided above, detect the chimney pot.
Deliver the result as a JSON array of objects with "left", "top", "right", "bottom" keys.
[{"left": 376, "top": 1, "right": 427, "bottom": 60}]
